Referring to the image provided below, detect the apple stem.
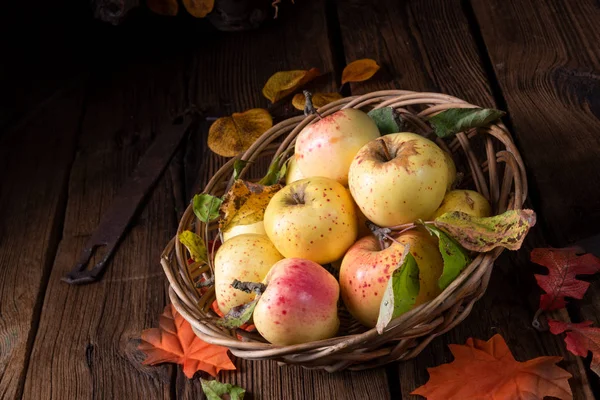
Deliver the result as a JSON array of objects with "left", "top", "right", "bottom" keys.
[
  {"left": 380, "top": 139, "right": 393, "bottom": 161},
  {"left": 231, "top": 279, "right": 266, "bottom": 295},
  {"left": 303, "top": 90, "right": 323, "bottom": 120},
  {"left": 368, "top": 221, "right": 392, "bottom": 250}
]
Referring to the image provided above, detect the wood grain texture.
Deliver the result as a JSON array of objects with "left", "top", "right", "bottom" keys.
[
  {"left": 179, "top": 1, "right": 392, "bottom": 398},
  {"left": 471, "top": 0, "right": 600, "bottom": 245},
  {"left": 0, "top": 83, "right": 85, "bottom": 400},
  {"left": 21, "top": 57, "right": 185, "bottom": 399},
  {"left": 336, "top": 0, "right": 593, "bottom": 398}
]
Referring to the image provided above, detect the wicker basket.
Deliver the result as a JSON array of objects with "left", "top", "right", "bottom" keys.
[{"left": 161, "top": 90, "right": 527, "bottom": 372}]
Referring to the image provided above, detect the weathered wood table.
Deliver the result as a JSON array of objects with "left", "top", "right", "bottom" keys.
[{"left": 2, "top": 0, "right": 600, "bottom": 398}]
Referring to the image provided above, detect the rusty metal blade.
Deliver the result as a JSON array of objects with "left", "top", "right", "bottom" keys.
[{"left": 62, "top": 117, "right": 193, "bottom": 284}]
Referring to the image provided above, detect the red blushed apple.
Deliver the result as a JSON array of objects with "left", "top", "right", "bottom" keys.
[
  {"left": 253, "top": 258, "right": 340, "bottom": 345},
  {"left": 339, "top": 228, "right": 443, "bottom": 328}
]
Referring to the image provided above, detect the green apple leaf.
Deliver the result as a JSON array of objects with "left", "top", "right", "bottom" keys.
[
  {"left": 193, "top": 194, "right": 223, "bottom": 223},
  {"left": 201, "top": 379, "right": 246, "bottom": 400},
  {"left": 178, "top": 230, "right": 208, "bottom": 264},
  {"left": 367, "top": 107, "right": 404, "bottom": 135},
  {"left": 233, "top": 159, "right": 250, "bottom": 180},
  {"left": 424, "top": 225, "right": 471, "bottom": 290},
  {"left": 428, "top": 108, "right": 506, "bottom": 138},
  {"left": 259, "top": 154, "right": 289, "bottom": 186},
  {"left": 433, "top": 209, "right": 537, "bottom": 252},
  {"left": 217, "top": 296, "right": 260, "bottom": 329},
  {"left": 376, "top": 247, "right": 420, "bottom": 334}
]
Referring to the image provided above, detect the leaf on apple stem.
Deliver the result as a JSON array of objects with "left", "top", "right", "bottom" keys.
[
  {"left": 219, "top": 180, "right": 282, "bottom": 233},
  {"left": 201, "top": 378, "right": 246, "bottom": 400},
  {"left": 432, "top": 209, "right": 536, "bottom": 252},
  {"left": 367, "top": 107, "right": 404, "bottom": 135},
  {"left": 376, "top": 246, "right": 420, "bottom": 334},
  {"left": 424, "top": 225, "right": 471, "bottom": 290},
  {"left": 217, "top": 296, "right": 260, "bottom": 329},
  {"left": 258, "top": 154, "right": 289, "bottom": 186},
  {"left": 428, "top": 108, "right": 506, "bottom": 138},
  {"left": 233, "top": 159, "right": 250, "bottom": 180},
  {"left": 179, "top": 230, "right": 209, "bottom": 264},
  {"left": 193, "top": 194, "right": 223, "bottom": 223}
]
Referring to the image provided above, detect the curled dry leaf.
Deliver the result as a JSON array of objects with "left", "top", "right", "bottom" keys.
[
  {"left": 138, "top": 304, "right": 236, "bottom": 378},
  {"left": 262, "top": 68, "right": 321, "bottom": 103},
  {"left": 208, "top": 109, "right": 273, "bottom": 157},
  {"left": 291, "top": 92, "right": 343, "bottom": 111},
  {"left": 147, "top": 0, "right": 178, "bottom": 16},
  {"left": 182, "top": 0, "right": 214, "bottom": 17},
  {"left": 412, "top": 334, "right": 573, "bottom": 400},
  {"left": 219, "top": 180, "right": 282, "bottom": 233},
  {"left": 341, "top": 58, "right": 380, "bottom": 85}
]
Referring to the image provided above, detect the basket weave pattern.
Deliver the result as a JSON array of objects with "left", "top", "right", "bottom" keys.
[{"left": 161, "top": 90, "right": 527, "bottom": 372}]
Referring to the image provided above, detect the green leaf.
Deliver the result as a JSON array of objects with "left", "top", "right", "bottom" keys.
[
  {"left": 433, "top": 209, "right": 537, "bottom": 252},
  {"left": 178, "top": 230, "right": 208, "bottom": 264},
  {"left": 233, "top": 159, "right": 250, "bottom": 180},
  {"left": 193, "top": 194, "right": 223, "bottom": 223},
  {"left": 376, "top": 248, "right": 420, "bottom": 334},
  {"left": 217, "top": 296, "right": 260, "bottom": 329},
  {"left": 424, "top": 225, "right": 471, "bottom": 290},
  {"left": 428, "top": 108, "right": 506, "bottom": 138},
  {"left": 201, "top": 379, "right": 246, "bottom": 400},
  {"left": 367, "top": 107, "right": 404, "bottom": 135},
  {"left": 258, "top": 154, "right": 288, "bottom": 186}
]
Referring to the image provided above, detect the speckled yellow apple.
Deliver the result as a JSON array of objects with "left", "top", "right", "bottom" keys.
[
  {"left": 253, "top": 258, "right": 340, "bottom": 345},
  {"left": 285, "top": 155, "right": 305, "bottom": 185},
  {"left": 263, "top": 177, "right": 357, "bottom": 264},
  {"left": 214, "top": 234, "right": 283, "bottom": 314},
  {"left": 295, "top": 108, "right": 380, "bottom": 186},
  {"left": 339, "top": 228, "right": 443, "bottom": 327},
  {"left": 222, "top": 221, "right": 266, "bottom": 242},
  {"left": 348, "top": 132, "right": 449, "bottom": 227},
  {"left": 432, "top": 189, "right": 492, "bottom": 219}
]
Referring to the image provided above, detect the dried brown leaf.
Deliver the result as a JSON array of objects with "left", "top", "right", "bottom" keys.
[
  {"left": 208, "top": 109, "right": 273, "bottom": 157},
  {"left": 341, "top": 59, "right": 380, "bottom": 85},
  {"left": 262, "top": 68, "right": 321, "bottom": 103},
  {"left": 292, "top": 92, "right": 343, "bottom": 111},
  {"left": 183, "top": 0, "right": 214, "bottom": 18}
]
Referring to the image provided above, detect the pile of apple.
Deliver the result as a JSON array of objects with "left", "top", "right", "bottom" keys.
[{"left": 214, "top": 108, "right": 491, "bottom": 346}]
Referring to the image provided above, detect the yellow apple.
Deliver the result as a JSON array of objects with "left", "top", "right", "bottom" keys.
[
  {"left": 263, "top": 176, "right": 357, "bottom": 264},
  {"left": 295, "top": 108, "right": 380, "bottom": 186},
  {"left": 285, "top": 155, "right": 305, "bottom": 185},
  {"left": 348, "top": 132, "right": 448, "bottom": 227},
  {"left": 214, "top": 233, "right": 283, "bottom": 314},
  {"left": 222, "top": 221, "right": 266, "bottom": 242},
  {"left": 253, "top": 258, "right": 340, "bottom": 345},
  {"left": 432, "top": 189, "right": 492, "bottom": 219},
  {"left": 339, "top": 228, "right": 443, "bottom": 327}
]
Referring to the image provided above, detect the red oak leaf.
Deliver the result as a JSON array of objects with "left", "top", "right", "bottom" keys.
[
  {"left": 411, "top": 334, "right": 572, "bottom": 400},
  {"left": 549, "top": 319, "right": 600, "bottom": 377},
  {"left": 138, "top": 304, "right": 236, "bottom": 378},
  {"left": 531, "top": 247, "right": 600, "bottom": 311}
]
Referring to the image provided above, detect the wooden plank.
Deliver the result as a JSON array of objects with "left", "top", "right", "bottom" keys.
[
  {"left": 21, "top": 56, "right": 186, "bottom": 399},
  {"left": 179, "top": 2, "right": 392, "bottom": 398},
  {"left": 471, "top": 0, "right": 600, "bottom": 246},
  {"left": 336, "top": 0, "right": 593, "bottom": 398},
  {"left": 0, "top": 82, "right": 85, "bottom": 400}
]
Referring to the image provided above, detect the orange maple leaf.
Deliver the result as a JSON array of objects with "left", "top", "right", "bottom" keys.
[
  {"left": 138, "top": 304, "right": 236, "bottom": 378},
  {"left": 412, "top": 334, "right": 573, "bottom": 400}
]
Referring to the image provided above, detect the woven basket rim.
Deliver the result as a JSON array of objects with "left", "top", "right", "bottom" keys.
[{"left": 161, "top": 89, "right": 527, "bottom": 371}]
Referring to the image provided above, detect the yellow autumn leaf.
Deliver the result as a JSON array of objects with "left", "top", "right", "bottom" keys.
[
  {"left": 183, "top": 0, "right": 214, "bottom": 17},
  {"left": 262, "top": 68, "right": 321, "bottom": 103},
  {"left": 292, "top": 92, "right": 343, "bottom": 111},
  {"left": 341, "top": 59, "right": 380, "bottom": 85},
  {"left": 147, "top": 0, "right": 178, "bottom": 16},
  {"left": 219, "top": 180, "right": 282, "bottom": 233},
  {"left": 208, "top": 109, "right": 273, "bottom": 158}
]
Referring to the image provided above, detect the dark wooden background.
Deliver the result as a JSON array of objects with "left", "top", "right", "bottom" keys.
[{"left": 1, "top": 0, "right": 600, "bottom": 399}]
